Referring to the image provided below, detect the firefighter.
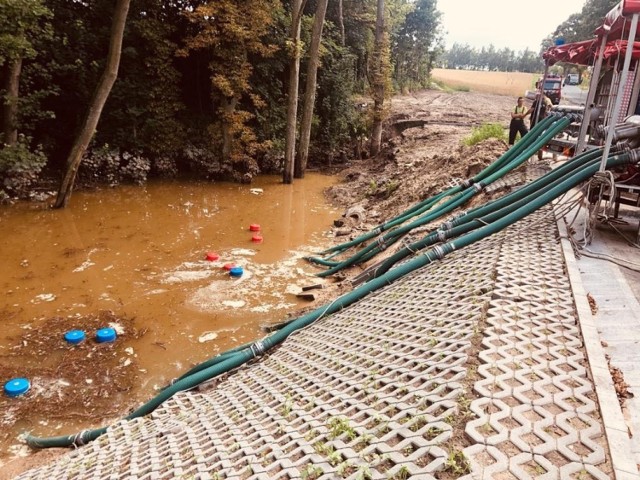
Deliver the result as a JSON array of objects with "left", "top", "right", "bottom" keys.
[{"left": 509, "top": 96, "right": 529, "bottom": 146}]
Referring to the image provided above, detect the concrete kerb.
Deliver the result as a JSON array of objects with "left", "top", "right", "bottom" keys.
[{"left": 555, "top": 207, "right": 640, "bottom": 479}]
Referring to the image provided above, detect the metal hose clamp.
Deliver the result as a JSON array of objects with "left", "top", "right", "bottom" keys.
[
  {"left": 461, "top": 178, "right": 474, "bottom": 188},
  {"left": 442, "top": 220, "right": 454, "bottom": 231},
  {"left": 73, "top": 430, "right": 90, "bottom": 447},
  {"left": 250, "top": 340, "right": 266, "bottom": 358},
  {"left": 432, "top": 245, "right": 446, "bottom": 260},
  {"left": 376, "top": 236, "right": 387, "bottom": 251},
  {"left": 373, "top": 226, "right": 383, "bottom": 235},
  {"left": 630, "top": 148, "right": 640, "bottom": 163},
  {"left": 473, "top": 182, "right": 484, "bottom": 193},
  {"left": 437, "top": 230, "right": 447, "bottom": 242}
]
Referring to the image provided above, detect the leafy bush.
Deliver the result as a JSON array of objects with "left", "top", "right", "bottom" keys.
[
  {"left": 0, "top": 135, "right": 47, "bottom": 197},
  {"left": 77, "top": 145, "right": 151, "bottom": 186},
  {"left": 462, "top": 123, "right": 507, "bottom": 146}
]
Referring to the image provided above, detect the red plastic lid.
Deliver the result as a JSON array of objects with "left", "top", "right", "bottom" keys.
[
  {"left": 223, "top": 263, "right": 236, "bottom": 271},
  {"left": 249, "top": 224, "right": 261, "bottom": 232},
  {"left": 205, "top": 252, "right": 220, "bottom": 261},
  {"left": 251, "top": 235, "right": 263, "bottom": 243}
]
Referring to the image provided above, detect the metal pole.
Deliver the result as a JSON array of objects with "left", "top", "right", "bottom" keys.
[
  {"left": 600, "top": 12, "right": 640, "bottom": 171},
  {"left": 576, "top": 34, "right": 608, "bottom": 154},
  {"left": 533, "top": 62, "right": 550, "bottom": 127}
]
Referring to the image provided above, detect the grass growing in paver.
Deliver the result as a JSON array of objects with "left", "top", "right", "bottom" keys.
[{"left": 443, "top": 449, "right": 471, "bottom": 475}]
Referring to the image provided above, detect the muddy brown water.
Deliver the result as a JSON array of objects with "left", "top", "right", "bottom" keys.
[{"left": 0, "top": 173, "right": 338, "bottom": 461}]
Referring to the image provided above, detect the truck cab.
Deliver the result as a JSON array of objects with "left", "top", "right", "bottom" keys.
[{"left": 536, "top": 74, "right": 562, "bottom": 104}]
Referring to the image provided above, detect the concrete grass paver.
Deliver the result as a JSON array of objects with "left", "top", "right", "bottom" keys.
[{"left": 13, "top": 207, "right": 636, "bottom": 479}]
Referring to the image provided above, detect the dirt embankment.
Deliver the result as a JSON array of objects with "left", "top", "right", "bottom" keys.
[
  {"left": 327, "top": 90, "right": 513, "bottom": 218},
  {"left": 317, "top": 89, "right": 514, "bottom": 280}
]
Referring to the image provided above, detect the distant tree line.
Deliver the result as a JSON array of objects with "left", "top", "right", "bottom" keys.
[
  {"left": 0, "top": 0, "right": 443, "bottom": 200},
  {"left": 441, "top": 43, "right": 543, "bottom": 73}
]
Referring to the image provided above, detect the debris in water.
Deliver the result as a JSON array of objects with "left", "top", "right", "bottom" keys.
[
  {"left": 198, "top": 332, "right": 219, "bottom": 343},
  {"left": 31, "top": 294, "right": 56, "bottom": 303}
]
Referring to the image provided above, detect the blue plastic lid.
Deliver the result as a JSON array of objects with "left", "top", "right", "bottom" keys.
[
  {"left": 64, "top": 330, "right": 86, "bottom": 344},
  {"left": 96, "top": 327, "right": 117, "bottom": 343},
  {"left": 4, "top": 378, "right": 30, "bottom": 397},
  {"left": 229, "top": 266, "right": 244, "bottom": 277}
]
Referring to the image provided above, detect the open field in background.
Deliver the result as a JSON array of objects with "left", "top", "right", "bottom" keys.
[{"left": 431, "top": 68, "right": 538, "bottom": 97}]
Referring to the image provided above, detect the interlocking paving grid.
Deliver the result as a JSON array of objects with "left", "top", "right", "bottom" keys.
[{"left": 15, "top": 207, "right": 615, "bottom": 480}]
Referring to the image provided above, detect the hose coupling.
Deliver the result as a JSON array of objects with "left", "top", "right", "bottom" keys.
[
  {"left": 461, "top": 178, "right": 474, "bottom": 188},
  {"left": 437, "top": 230, "right": 448, "bottom": 242},
  {"left": 616, "top": 140, "right": 630, "bottom": 152},
  {"left": 432, "top": 245, "right": 446, "bottom": 260},
  {"left": 473, "top": 182, "right": 485, "bottom": 193},
  {"left": 373, "top": 226, "right": 383, "bottom": 235},
  {"left": 250, "top": 340, "right": 266, "bottom": 358},
  {"left": 73, "top": 430, "right": 91, "bottom": 447},
  {"left": 629, "top": 147, "right": 640, "bottom": 164},
  {"left": 376, "top": 236, "right": 388, "bottom": 251},
  {"left": 440, "top": 220, "right": 454, "bottom": 231}
]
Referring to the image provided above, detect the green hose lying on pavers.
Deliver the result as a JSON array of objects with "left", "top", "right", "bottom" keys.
[
  {"left": 24, "top": 148, "right": 638, "bottom": 449},
  {"left": 308, "top": 114, "right": 571, "bottom": 276},
  {"left": 310, "top": 114, "right": 559, "bottom": 265},
  {"left": 356, "top": 145, "right": 606, "bottom": 283}
]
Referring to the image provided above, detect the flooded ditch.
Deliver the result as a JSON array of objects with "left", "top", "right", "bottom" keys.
[{"left": 0, "top": 173, "right": 338, "bottom": 462}]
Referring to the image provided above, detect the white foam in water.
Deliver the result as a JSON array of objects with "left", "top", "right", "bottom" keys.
[
  {"left": 222, "top": 300, "right": 246, "bottom": 308},
  {"left": 162, "top": 270, "right": 214, "bottom": 284}
]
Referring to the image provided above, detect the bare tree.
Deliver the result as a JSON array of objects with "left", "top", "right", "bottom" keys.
[
  {"left": 283, "top": 0, "right": 307, "bottom": 184},
  {"left": 2, "top": 58, "right": 22, "bottom": 146},
  {"left": 54, "top": 0, "right": 131, "bottom": 208},
  {"left": 337, "top": 0, "right": 345, "bottom": 46},
  {"left": 294, "top": 0, "right": 329, "bottom": 179},
  {"left": 370, "top": 0, "right": 385, "bottom": 157}
]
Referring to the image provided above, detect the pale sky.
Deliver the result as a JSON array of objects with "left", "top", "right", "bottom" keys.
[{"left": 438, "top": 0, "right": 589, "bottom": 52}]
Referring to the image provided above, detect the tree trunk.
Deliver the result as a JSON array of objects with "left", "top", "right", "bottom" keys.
[
  {"left": 220, "top": 96, "right": 238, "bottom": 163},
  {"left": 2, "top": 57, "right": 23, "bottom": 147},
  {"left": 337, "top": 0, "right": 345, "bottom": 46},
  {"left": 294, "top": 0, "right": 329, "bottom": 179},
  {"left": 54, "top": 0, "right": 131, "bottom": 209},
  {"left": 283, "top": 0, "right": 305, "bottom": 184},
  {"left": 369, "top": 0, "right": 385, "bottom": 157}
]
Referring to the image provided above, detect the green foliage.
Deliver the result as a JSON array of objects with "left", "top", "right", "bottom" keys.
[
  {"left": 391, "top": 0, "right": 443, "bottom": 91},
  {"left": 0, "top": 135, "right": 46, "bottom": 196},
  {"left": 0, "top": 0, "right": 52, "bottom": 64},
  {"left": 180, "top": 0, "right": 282, "bottom": 170},
  {"left": 549, "top": 0, "right": 618, "bottom": 46},
  {"left": 312, "top": 23, "right": 363, "bottom": 162},
  {"left": 462, "top": 123, "right": 507, "bottom": 146}
]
